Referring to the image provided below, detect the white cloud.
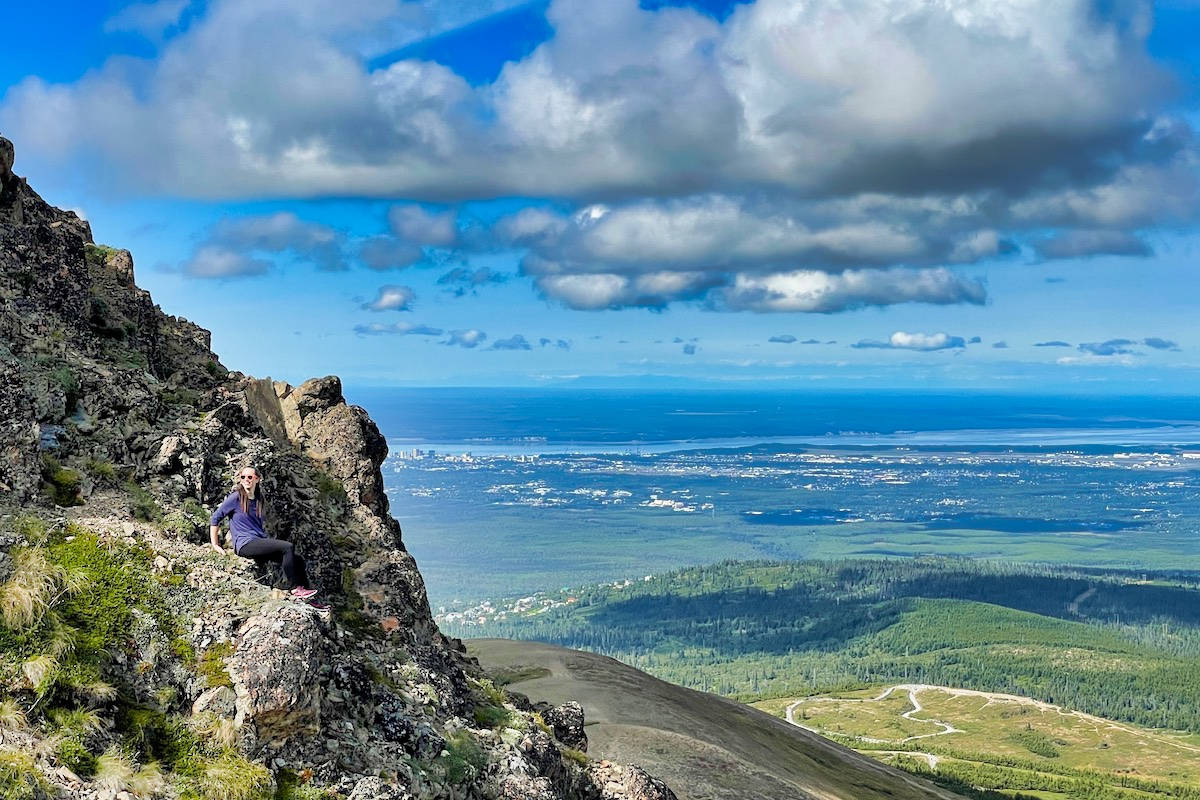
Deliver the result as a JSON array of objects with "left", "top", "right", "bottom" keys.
[
  {"left": 444, "top": 329, "right": 487, "bottom": 348},
  {"left": 4, "top": 0, "right": 1193, "bottom": 314},
  {"left": 363, "top": 284, "right": 416, "bottom": 311},
  {"left": 853, "top": 331, "right": 967, "bottom": 351},
  {"left": 358, "top": 236, "right": 422, "bottom": 270},
  {"left": 182, "top": 244, "right": 272, "bottom": 278},
  {"left": 3, "top": 0, "right": 1185, "bottom": 207},
  {"left": 717, "top": 268, "right": 985, "bottom": 313},
  {"left": 388, "top": 205, "right": 458, "bottom": 246},
  {"left": 535, "top": 271, "right": 721, "bottom": 310},
  {"left": 1032, "top": 229, "right": 1153, "bottom": 259}
]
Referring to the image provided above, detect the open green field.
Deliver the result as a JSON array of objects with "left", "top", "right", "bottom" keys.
[{"left": 755, "top": 685, "right": 1200, "bottom": 799}]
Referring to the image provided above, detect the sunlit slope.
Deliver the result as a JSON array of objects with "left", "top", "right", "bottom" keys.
[
  {"left": 756, "top": 684, "right": 1200, "bottom": 797},
  {"left": 469, "top": 638, "right": 967, "bottom": 800}
]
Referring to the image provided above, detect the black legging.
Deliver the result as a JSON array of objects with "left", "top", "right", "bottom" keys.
[{"left": 237, "top": 537, "right": 309, "bottom": 589}]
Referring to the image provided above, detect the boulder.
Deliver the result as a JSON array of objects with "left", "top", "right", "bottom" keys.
[
  {"left": 543, "top": 701, "right": 588, "bottom": 751},
  {"left": 589, "top": 762, "right": 677, "bottom": 800},
  {"left": 230, "top": 603, "right": 329, "bottom": 747}
]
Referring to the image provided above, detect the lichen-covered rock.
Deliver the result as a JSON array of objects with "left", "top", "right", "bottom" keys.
[
  {"left": 544, "top": 701, "right": 588, "bottom": 751},
  {"left": 230, "top": 602, "right": 330, "bottom": 747},
  {"left": 589, "top": 762, "right": 678, "bottom": 800},
  {"left": 346, "top": 776, "right": 416, "bottom": 800}
]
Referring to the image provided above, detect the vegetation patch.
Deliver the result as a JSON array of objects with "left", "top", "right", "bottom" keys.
[
  {"left": 0, "top": 518, "right": 275, "bottom": 799},
  {"left": 774, "top": 684, "right": 1200, "bottom": 798},
  {"left": 125, "top": 481, "right": 162, "bottom": 522},
  {"left": 457, "top": 559, "right": 1200, "bottom": 732},
  {"left": 439, "top": 730, "right": 488, "bottom": 785},
  {"left": 0, "top": 749, "right": 51, "bottom": 800},
  {"left": 40, "top": 455, "right": 83, "bottom": 507},
  {"left": 197, "top": 642, "right": 235, "bottom": 689}
]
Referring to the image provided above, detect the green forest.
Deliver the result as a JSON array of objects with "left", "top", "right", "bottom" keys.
[{"left": 450, "top": 558, "right": 1200, "bottom": 732}]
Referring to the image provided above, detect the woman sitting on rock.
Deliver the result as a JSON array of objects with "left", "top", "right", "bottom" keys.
[{"left": 209, "top": 466, "right": 319, "bottom": 601}]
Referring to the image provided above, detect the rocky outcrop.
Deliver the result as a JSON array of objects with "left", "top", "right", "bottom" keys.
[
  {"left": 0, "top": 134, "right": 678, "bottom": 800},
  {"left": 230, "top": 603, "right": 330, "bottom": 745}
]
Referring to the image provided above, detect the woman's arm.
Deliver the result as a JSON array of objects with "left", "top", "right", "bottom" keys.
[
  {"left": 208, "top": 524, "right": 224, "bottom": 554},
  {"left": 208, "top": 493, "right": 237, "bottom": 553}
]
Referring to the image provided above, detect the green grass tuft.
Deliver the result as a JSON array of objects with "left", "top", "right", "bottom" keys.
[
  {"left": 197, "top": 642, "right": 235, "bottom": 689},
  {"left": 439, "top": 731, "right": 488, "bottom": 785},
  {"left": 0, "top": 749, "right": 51, "bottom": 800},
  {"left": 125, "top": 481, "right": 162, "bottom": 522}
]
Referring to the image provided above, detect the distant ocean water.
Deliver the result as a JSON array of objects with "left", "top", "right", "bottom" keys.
[
  {"left": 349, "top": 388, "right": 1200, "bottom": 605},
  {"left": 348, "top": 388, "right": 1200, "bottom": 452}
]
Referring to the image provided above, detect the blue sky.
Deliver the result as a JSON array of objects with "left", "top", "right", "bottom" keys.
[{"left": 2, "top": 0, "right": 1198, "bottom": 391}]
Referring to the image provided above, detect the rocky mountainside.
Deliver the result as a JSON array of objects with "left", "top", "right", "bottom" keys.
[{"left": 0, "top": 135, "right": 676, "bottom": 800}]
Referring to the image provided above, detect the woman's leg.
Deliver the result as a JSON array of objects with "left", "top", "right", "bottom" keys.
[{"left": 236, "top": 538, "right": 304, "bottom": 588}]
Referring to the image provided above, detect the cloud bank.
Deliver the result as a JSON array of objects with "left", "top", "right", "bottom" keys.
[{"left": 6, "top": 0, "right": 1195, "bottom": 313}]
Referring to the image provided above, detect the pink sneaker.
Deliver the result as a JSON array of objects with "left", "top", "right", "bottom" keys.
[{"left": 291, "top": 587, "right": 318, "bottom": 600}]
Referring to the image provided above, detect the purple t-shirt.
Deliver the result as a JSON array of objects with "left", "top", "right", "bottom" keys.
[{"left": 210, "top": 492, "right": 267, "bottom": 554}]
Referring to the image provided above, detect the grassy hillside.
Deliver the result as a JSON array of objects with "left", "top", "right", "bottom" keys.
[
  {"left": 755, "top": 685, "right": 1200, "bottom": 799},
  {"left": 446, "top": 559, "right": 1200, "bottom": 731}
]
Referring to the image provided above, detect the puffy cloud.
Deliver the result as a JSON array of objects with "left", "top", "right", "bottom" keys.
[
  {"left": 853, "top": 331, "right": 966, "bottom": 351},
  {"left": 184, "top": 212, "right": 347, "bottom": 275},
  {"left": 683, "top": 343, "right": 697, "bottom": 355},
  {"left": 968, "top": 336, "right": 982, "bottom": 344},
  {"left": 362, "top": 285, "right": 415, "bottom": 311},
  {"left": 1035, "top": 340, "right": 1072, "bottom": 347},
  {"left": 437, "top": 266, "right": 507, "bottom": 296},
  {"left": 768, "top": 334, "right": 797, "bottom": 344},
  {"left": 1078, "top": 338, "right": 1136, "bottom": 356},
  {"left": 5, "top": 0, "right": 1194, "bottom": 314},
  {"left": 182, "top": 245, "right": 271, "bottom": 278},
  {"left": 535, "top": 271, "right": 723, "bottom": 310},
  {"left": 3, "top": 0, "right": 1188, "bottom": 210},
  {"left": 388, "top": 205, "right": 459, "bottom": 246},
  {"left": 538, "top": 337, "right": 571, "bottom": 349},
  {"left": 1143, "top": 337, "right": 1180, "bottom": 351},
  {"left": 992, "top": 341, "right": 1009, "bottom": 349},
  {"left": 359, "top": 236, "right": 422, "bottom": 270},
  {"left": 353, "top": 321, "right": 443, "bottom": 336},
  {"left": 716, "top": 268, "right": 985, "bottom": 313},
  {"left": 1032, "top": 230, "right": 1153, "bottom": 260},
  {"left": 443, "top": 329, "right": 487, "bottom": 348},
  {"left": 491, "top": 334, "right": 532, "bottom": 350}
]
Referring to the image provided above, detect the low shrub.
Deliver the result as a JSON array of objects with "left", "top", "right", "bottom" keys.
[
  {"left": 440, "top": 731, "right": 487, "bottom": 785},
  {"left": 125, "top": 482, "right": 161, "bottom": 522}
]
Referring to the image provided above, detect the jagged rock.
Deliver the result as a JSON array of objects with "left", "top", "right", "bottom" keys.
[
  {"left": 276, "top": 376, "right": 390, "bottom": 517},
  {"left": 230, "top": 603, "right": 330, "bottom": 747},
  {"left": 346, "top": 776, "right": 415, "bottom": 800},
  {"left": 193, "top": 685, "right": 238, "bottom": 717},
  {"left": 0, "top": 136, "right": 13, "bottom": 184},
  {"left": 103, "top": 247, "right": 135, "bottom": 287},
  {"left": 543, "top": 701, "right": 588, "bottom": 751},
  {"left": 497, "top": 774, "right": 560, "bottom": 800}
]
